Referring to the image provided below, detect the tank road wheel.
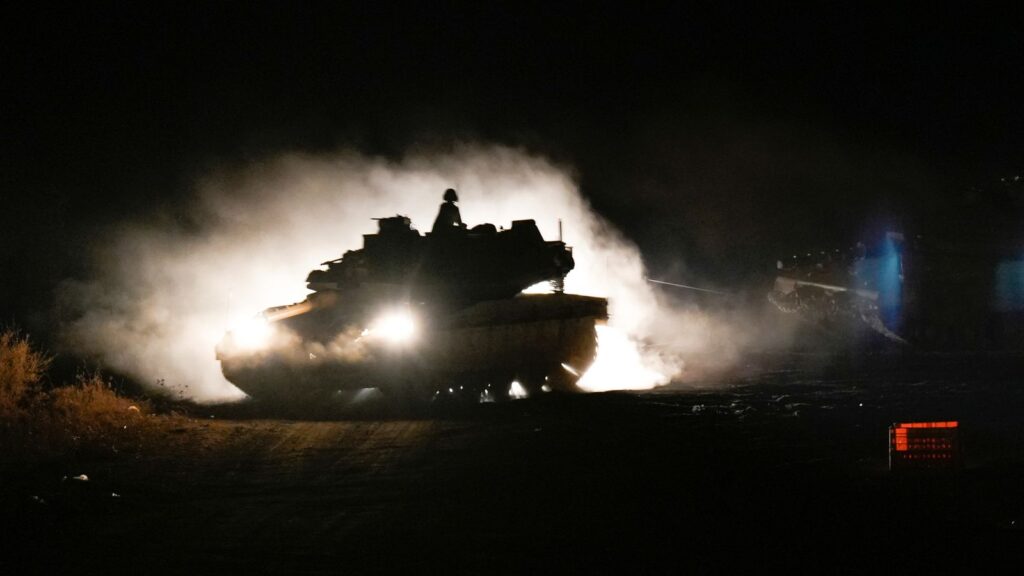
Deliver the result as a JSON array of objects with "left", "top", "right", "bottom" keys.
[
  {"left": 379, "top": 379, "right": 435, "bottom": 412},
  {"left": 452, "top": 374, "right": 513, "bottom": 404},
  {"left": 516, "top": 369, "right": 548, "bottom": 396},
  {"left": 430, "top": 378, "right": 470, "bottom": 405}
]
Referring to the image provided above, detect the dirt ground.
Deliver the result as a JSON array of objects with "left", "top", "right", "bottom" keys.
[{"left": 3, "top": 354, "right": 1023, "bottom": 574}]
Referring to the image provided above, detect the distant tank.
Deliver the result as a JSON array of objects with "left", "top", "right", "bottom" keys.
[
  {"left": 769, "top": 232, "right": 1024, "bottom": 349},
  {"left": 768, "top": 232, "right": 909, "bottom": 344},
  {"left": 216, "top": 190, "right": 608, "bottom": 401},
  {"left": 770, "top": 177, "right": 1024, "bottom": 349}
]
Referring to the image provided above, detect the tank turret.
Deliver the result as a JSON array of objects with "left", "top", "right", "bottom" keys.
[{"left": 305, "top": 214, "right": 575, "bottom": 302}]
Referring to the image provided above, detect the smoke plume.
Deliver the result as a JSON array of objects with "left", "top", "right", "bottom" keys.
[{"left": 59, "top": 145, "right": 776, "bottom": 402}]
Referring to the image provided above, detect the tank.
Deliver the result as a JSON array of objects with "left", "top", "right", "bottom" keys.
[
  {"left": 768, "top": 232, "right": 908, "bottom": 344},
  {"left": 216, "top": 195, "right": 608, "bottom": 402},
  {"left": 769, "top": 232, "right": 1024, "bottom": 349},
  {"left": 770, "top": 177, "right": 1024, "bottom": 349}
]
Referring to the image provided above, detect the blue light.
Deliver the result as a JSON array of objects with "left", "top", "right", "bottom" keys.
[
  {"left": 876, "top": 234, "right": 903, "bottom": 330},
  {"left": 994, "top": 259, "right": 1024, "bottom": 311}
]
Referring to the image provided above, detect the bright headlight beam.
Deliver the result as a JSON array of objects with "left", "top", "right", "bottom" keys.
[
  {"left": 370, "top": 309, "right": 417, "bottom": 343},
  {"left": 231, "top": 316, "right": 272, "bottom": 351}
]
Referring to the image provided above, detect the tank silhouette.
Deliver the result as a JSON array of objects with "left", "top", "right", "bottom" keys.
[{"left": 216, "top": 192, "right": 608, "bottom": 401}]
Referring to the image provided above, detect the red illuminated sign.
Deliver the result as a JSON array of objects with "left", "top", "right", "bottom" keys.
[{"left": 889, "top": 421, "right": 961, "bottom": 470}]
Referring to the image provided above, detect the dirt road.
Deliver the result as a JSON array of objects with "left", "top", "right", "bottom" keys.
[{"left": 4, "top": 356, "right": 1024, "bottom": 574}]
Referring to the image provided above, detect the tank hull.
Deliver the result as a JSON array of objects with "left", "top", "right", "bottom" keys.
[{"left": 218, "top": 294, "right": 607, "bottom": 400}]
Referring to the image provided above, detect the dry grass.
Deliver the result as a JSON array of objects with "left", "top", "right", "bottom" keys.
[
  {"left": 1, "top": 329, "right": 173, "bottom": 460},
  {"left": 0, "top": 330, "right": 49, "bottom": 414}
]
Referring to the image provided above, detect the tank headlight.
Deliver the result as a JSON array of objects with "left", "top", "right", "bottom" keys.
[
  {"left": 230, "top": 316, "right": 273, "bottom": 351},
  {"left": 370, "top": 310, "right": 417, "bottom": 344}
]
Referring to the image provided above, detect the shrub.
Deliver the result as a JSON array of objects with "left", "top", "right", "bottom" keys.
[
  {"left": 0, "top": 329, "right": 50, "bottom": 415},
  {"left": 48, "top": 372, "right": 154, "bottom": 451},
  {"left": 1, "top": 329, "right": 166, "bottom": 459}
]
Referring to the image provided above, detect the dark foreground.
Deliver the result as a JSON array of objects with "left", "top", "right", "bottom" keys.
[{"left": 3, "top": 355, "right": 1023, "bottom": 574}]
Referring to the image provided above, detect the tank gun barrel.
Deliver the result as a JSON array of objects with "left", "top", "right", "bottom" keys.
[{"left": 646, "top": 278, "right": 731, "bottom": 296}]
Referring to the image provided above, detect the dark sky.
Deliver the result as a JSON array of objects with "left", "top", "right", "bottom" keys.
[{"left": 3, "top": 3, "right": 1022, "bottom": 329}]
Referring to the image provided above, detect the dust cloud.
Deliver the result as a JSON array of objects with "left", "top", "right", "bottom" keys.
[{"left": 59, "top": 145, "right": 783, "bottom": 402}]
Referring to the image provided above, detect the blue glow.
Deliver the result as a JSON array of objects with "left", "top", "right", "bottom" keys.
[
  {"left": 994, "top": 259, "right": 1024, "bottom": 311},
  {"left": 876, "top": 235, "right": 903, "bottom": 330},
  {"left": 852, "top": 234, "right": 903, "bottom": 331}
]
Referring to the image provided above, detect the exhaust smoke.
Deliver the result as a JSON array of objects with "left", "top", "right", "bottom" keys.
[{"left": 59, "top": 145, "right": 768, "bottom": 402}]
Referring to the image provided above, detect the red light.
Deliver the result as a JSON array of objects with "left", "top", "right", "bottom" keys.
[
  {"left": 894, "top": 427, "right": 908, "bottom": 451},
  {"left": 889, "top": 421, "right": 961, "bottom": 471}
]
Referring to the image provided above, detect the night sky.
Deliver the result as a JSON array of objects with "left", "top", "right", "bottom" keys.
[{"left": 3, "top": 3, "right": 1022, "bottom": 334}]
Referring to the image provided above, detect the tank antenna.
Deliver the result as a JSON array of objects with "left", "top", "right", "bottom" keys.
[{"left": 558, "top": 218, "right": 563, "bottom": 242}]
